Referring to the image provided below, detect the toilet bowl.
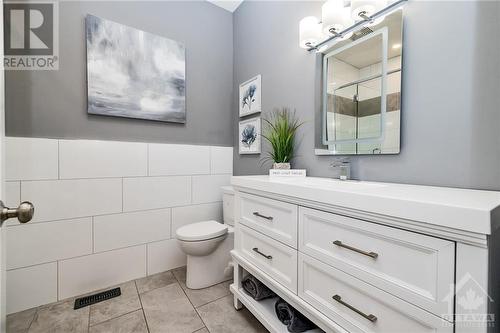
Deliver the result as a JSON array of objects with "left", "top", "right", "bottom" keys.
[{"left": 175, "top": 186, "right": 235, "bottom": 289}]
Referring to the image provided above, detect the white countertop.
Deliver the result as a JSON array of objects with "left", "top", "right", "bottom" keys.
[{"left": 231, "top": 176, "right": 500, "bottom": 235}]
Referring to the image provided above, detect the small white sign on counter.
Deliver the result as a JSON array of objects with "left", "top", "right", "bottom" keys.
[{"left": 269, "top": 169, "right": 306, "bottom": 177}]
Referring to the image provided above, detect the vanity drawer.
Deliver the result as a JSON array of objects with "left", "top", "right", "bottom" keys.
[
  {"left": 237, "top": 224, "right": 297, "bottom": 293},
  {"left": 239, "top": 192, "right": 298, "bottom": 248},
  {"left": 298, "top": 207, "right": 454, "bottom": 317},
  {"left": 298, "top": 254, "right": 452, "bottom": 333}
]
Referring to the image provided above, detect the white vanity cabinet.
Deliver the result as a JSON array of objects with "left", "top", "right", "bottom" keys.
[
  {"left": 299, "top": 207, "right": 455, "bottom": 317},
  {"left": 230, "top": 176, "right": 500, "bottom": 333}
]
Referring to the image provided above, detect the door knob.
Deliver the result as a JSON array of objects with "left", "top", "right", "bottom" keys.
[{"left": 0, "top": 201, "right": 34, "bottom": 223}]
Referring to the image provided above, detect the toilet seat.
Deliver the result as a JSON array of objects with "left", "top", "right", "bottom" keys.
[{"left": 176, "top": 220, "right": 228, "bottom": 242}]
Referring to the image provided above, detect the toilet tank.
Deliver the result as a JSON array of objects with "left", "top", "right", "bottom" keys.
[{"left": 222, "top": 186, "right": 235, "bottom": 226}]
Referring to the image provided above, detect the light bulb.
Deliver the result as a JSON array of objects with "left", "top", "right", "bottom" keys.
[
  {"left": 322, "top": 0, "right": 353, "bottom": 36},
  {"left": 299, "top": 16, "right": 322, "bottom": 49}
]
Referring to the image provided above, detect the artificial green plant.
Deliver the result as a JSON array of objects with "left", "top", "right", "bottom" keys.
[{"left": 261, "top": 108, "right": 303, "bottom": 166}]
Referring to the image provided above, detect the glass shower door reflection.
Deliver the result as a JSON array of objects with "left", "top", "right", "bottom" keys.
[
  {"left": 357, "top": 76, "right": 382, "bottom": 154},
  {"left": 327, "top": 85, "right": 357, "bottom": 154}
]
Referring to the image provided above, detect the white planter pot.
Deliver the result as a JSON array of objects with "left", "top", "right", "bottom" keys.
[{"left": 273, "top": 163, "right": 291, "bottom": 170}]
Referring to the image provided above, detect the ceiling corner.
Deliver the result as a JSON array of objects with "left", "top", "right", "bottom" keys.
[{"left": 207, "top": 0, "right": 244, "bottom": 13}]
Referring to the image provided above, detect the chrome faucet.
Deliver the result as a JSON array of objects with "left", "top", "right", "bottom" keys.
[
  {"left": 330, "top": 158, "right": 350, "bottom": 181},
  {"left": 372, "top": 148, "right": 381, "bottom": 154}
]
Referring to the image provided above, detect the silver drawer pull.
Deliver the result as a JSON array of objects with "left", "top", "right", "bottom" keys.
[
  {"left": 253, "top": 212, "right": 273, "bottom": 221},
  {"left": 332, "top": 295, "right": 377, "bottom": 323},
  {"left": 333, "top": 240, "right": 378, "bottom": 259},
  {"left": 252, "top": 247, "right": 273, "bottom": 259}
]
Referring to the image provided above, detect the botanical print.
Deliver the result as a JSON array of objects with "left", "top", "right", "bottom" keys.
[
  {"left": 242, "top": 85, "right": 256, "bottom": 111},
  {"left": 86, "top": 15, "right": 186, "bottom": 123},
  {"left": 239, "top": 75, "right": 261, "bottom": 117},
  {"left": 242, "top": 124, "right": 257, "bottom": 147},
  {"left": 239, "top": 117, "right": 261, "bottom": 154}
]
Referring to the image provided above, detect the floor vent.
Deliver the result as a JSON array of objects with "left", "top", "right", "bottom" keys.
[{"left": 74, "top": 287, "right": 121, "bottom": 310}]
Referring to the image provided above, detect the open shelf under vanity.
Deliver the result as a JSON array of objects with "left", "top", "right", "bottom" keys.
[
  {"left": 230, "top": 285, "right": 324, "bottom": 333},
  {"left": 231, "top": 251, "right": 328, "bottom": 333}
]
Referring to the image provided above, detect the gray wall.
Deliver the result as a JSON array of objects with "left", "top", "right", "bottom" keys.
[
  {"left": 6, "top": 1, "right": 234, "bottom": 146},
  {"left": 233, "top": 1, "right": 500, "bottom": 190}
]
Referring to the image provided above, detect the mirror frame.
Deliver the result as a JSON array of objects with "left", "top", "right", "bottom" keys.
[{"left": 322, "top": 27, "right": 389, "bottom": 147}]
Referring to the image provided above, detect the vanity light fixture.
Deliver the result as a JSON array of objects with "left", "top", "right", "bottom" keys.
[
  {"left": 299, "top": 16, "right": 323, "bottom": 49},
  {"left": 321, "top": 0, "right": 354, "bottom": 39},
  {"left": 351, "top": 0, "right": 387, "bottom": 25},
  {"left": 392, "top": 43, "right": 402, "bottom": 49},
  {"left": 300, "top": 0, "right": 407, "bottom": 52}
]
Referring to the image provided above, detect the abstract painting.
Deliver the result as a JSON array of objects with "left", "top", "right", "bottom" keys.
[
  {"left": 239, "top": 75, "right": 261, "bottom": 117},
  {"left": 239, "top": 117, "right": 261, "bottom": 154},
  {"left": 86, "top": 15, "right": 186, "bottom": 123}
]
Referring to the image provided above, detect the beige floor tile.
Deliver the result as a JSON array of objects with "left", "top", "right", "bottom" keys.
[
  {"left": 7, "top": 307, "right": 37, "bottom": 333},
  {"left": 135, "top": 270, "right": 177, "bottom": 294},
  {"left": 89, "top": 310, "right": 148, "bottom": 333},
  {"left": 89, "top": 281, "right": 141, "bottom": 326},
  {"left": 140, "top": 283, "right": 204, "bottom": 333},
  {"left": 28, "top": 300, "right": 89, "bottom": 333},
  {"left": 173, "top": 266, "right": 232, "bottom": 307},
  {"left": 197, "top": 295, "right": 268, "bottom": 333}
]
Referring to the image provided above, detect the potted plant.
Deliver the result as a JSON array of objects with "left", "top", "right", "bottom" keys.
[{"left": 261, "top": 108, "right": 303, "bottom": 169}]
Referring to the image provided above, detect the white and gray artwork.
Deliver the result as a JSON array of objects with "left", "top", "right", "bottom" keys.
[
  {"left": 239, "top": 117, "right": 261, "bottom": 154},
  {"left": 86, "top": 15, "right": 186, "bottom": 123},
  {"left": 239, "top": 75, "right": 261, "bottom": 117}
]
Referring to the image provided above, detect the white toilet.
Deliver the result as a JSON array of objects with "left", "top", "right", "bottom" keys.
[{"left": 176, "top": 186, "right": 235, "bottom": 289}]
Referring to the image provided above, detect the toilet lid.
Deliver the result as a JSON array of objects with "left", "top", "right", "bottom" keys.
[{"left": 176, "top": 220, "right": 228, "bottom": 241}]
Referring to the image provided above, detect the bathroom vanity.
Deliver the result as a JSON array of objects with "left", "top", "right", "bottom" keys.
[{"left": 230, "top": 176, "right": 500, "bottom": 333}]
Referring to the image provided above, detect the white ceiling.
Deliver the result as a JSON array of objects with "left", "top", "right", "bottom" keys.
[{"left": 207, "top": 0, "right": 244, "bottom": 12}]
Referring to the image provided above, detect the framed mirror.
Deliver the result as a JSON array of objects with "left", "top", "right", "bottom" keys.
[{"left": 316, "top": 10, "right": 402, "bottom": 155}]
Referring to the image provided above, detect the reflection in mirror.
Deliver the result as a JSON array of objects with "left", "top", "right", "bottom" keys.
[{"left": 317, "top": 10, "right": 402, "bottom": 155}]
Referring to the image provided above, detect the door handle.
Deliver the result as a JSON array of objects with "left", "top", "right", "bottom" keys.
[
  {"left": 252, "top": 247, "right": 273, "bottom": 259},
  {"left": 332, "top": 294, "right": 377, "bottom": 322},
  {"left": 0, "top": 201, "right": 34, "bottom": 224},
  {"left": 252, "top": 212, "right": 273, "bottom": 221},
  {"left": 333, "top": 240, "right": 378, "bottom": 259}
]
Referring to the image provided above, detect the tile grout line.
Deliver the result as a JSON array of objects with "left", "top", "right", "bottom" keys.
[
  {"left": 7, "top": 241, "right": 149, "bottom": 272},
  {"left": 135, "top": 280, "right": 151, "bottom": 333},
  {"left": 172, "top": 271, "right": 209, "bottom": 332},
  {"left": 9, "top": 172, "right": 231, "bottom": 183},
  {"left": 26, "top": 306, "right": 38, "bottom": 332},
  {"left": 89, "top": 308, "right": 142, "bottom": 329},
  {"left": 5, "top": 200, "right": 224, "bottom": 228},
  {"left": 179, "top": 280, "right": 210, "bottom": 332},
  {"left": 9, "top": 226, "right": 191, "bottom": 274},
  {"left": 17, "top": 268, "right": 226, "bottom": 333},
  {"left": 195, "top": 292, "right": 232, "bottom": 310}
]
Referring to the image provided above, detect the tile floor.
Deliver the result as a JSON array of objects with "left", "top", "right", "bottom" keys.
[{"left": 7, "top": 267, "right": 268, "bottom": 333}]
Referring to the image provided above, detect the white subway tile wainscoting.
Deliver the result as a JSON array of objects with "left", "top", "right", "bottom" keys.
[{"left": 4, "top": 137, "right": 233, "bottom": 314}]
